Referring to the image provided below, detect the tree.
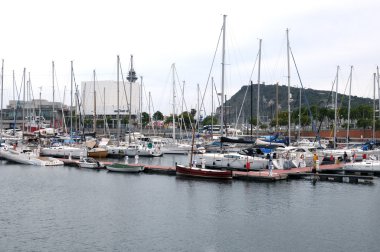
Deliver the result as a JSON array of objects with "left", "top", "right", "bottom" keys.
[
  {"left": 141, "top": 112, "right": 150, "bottom": 127},
  {"left": 153, "top": 111, "right": 164, "bottom": 121},
  {"left": 249, "top": 117, "right": 257, "bottom": 126},
  {"left": 278, "top": 111, "right": 288, "bottom": 126},
  {"left": 179, "top": 111, "right": 195, "bottom": 129},
  {"left": 164, "top": 114, "right": 178, "bottom": 125},
  {"left": 202, "top": 115, "right": 218, "bottom": 126},
  {"left": 190, "top": 109, "right": 197, "bottom": 117}
]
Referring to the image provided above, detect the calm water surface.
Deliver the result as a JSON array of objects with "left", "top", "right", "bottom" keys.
[{"left": 0, "top": 156, "right": 379, "bottom": 252}]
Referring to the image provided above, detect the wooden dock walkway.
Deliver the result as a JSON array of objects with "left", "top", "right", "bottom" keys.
[{"left": 57, "top": 158, "right": 375, "bottom": 183}]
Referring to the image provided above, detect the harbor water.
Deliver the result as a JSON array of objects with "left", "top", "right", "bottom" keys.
[{"left": 0, "top": 155, "right": 379, "bottom": 252}]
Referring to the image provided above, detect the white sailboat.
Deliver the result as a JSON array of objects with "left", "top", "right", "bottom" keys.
[{"left": 0, "top": 144, "right": 64, "bottom": 166}]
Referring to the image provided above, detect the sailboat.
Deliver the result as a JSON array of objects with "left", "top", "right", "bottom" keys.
[
  {"left": 160, "top": 64, "right": 192, "bottom": 155},
  {"left": 175, "top": 15, "right": 233, "bottom": 180}
]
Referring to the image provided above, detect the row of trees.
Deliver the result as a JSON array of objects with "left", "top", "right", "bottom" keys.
[
  {"left": 249, "top": 104, "right": 379, "bottom": 130},
  {"left": 81, "top": 103, "right": 377, "bottom": 131}
]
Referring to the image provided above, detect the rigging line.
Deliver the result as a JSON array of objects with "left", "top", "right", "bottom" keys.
[
  {"left": 94, "top": 72, "right": 109, "bottom": 129},
  {"left": 199, "top": 25, "right": 223, "bottom": 120},
  {"left": 173, "top": 68, "right": 187, "bottom": 134},
  {"left": 234, "top": 49, "right": 260, "bottom": 130},
  {"left": 334, "top": 68, "right": 353, "bottom": 122},
  {"left": 315, "top": 71, "right": 337, "bottom": 142},
  {"left": 119, "top": 61, "right": 130, "bottom": 111},
  {"left": 174, "top": 68, "right": 192, "bottom": 133},
  {"left": 289, "top": 47, "right": 314, "bottom": 128},
  {"left": 174, "top": 66, "right": 193, "bottom": 131},
  {"left": 73, "top": 69, "right": 85, "bottom": 131}
]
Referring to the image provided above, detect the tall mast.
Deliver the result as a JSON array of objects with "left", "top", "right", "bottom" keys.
[
  {"left": 148, "top": 91, "right": 151, "bottom": 134},
  {"left": 70, "top": 61, "right": 73, "bottom": 136},
  {"left": 52, "top": 61, "right": 55, "bottom": 132},
  {"left": 172, "top": 63, "right": 176, "bottom": 141},
  {"left": 211, "top": 77, "right": 214, "bottom": 139},
  {"left": 0, "top": 59, "right": 3, "bottom": 143},
  {"left": 197, "top": 83, "right": 200, "bottom": 133},
  {"left": 117, "top": 55, "right": 120, "bottom": 145},
  {"left": 276, "top": 82, "right": 279, "bottom": 131},
  {"left": 104, "top": 87, "right": 106, "bottom": 136},
  {"left": 139, "top": 76, "right": 143, "bottom": 133},
  {"left": 298, "top": 85, "right": 301, "bottom": 141},
  {"left": 22, "top": 68, "right": 26, "bottom": 137},
  {"left": 93, "top": 69, "right": 96, "bottom": 134},
  {"left": 377, "top": 66, "right": 380, "bottom": 131},
  {"left": 286, "top": 28, "right": 291, "bottom": 145},
  {"left": 250, "top": 80, "right": 253, "bottom": 137},
  {"left": 373, "top": 72, "right": 376, "bottom": 141},
  {"left": 333, "top": 66, "right": 339, "bottom": 149},
  {"left": 346, "top": 66, "right": 353, "bottom": 147},
  {"left": 39, "top": 86, "right": 42, "bottom": 129},
  {"left": 27, "top": 73, "right": 30, "bottom": 133},
  {"left": 220, "top": 14, "right": 226, "bottom": 136},
  {"left": 12, "top": 70, "right": 16, "bottom": 135},
  {"left": 181, "top": 81, "right": 185, "bottom": 140},
  {"left": 256, "top": 39, "right": 262, "bottom": 138}
]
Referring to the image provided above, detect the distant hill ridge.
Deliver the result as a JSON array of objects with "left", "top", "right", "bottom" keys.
[{"left": 223, "top": 83, "right": 373, "bottom": 122}]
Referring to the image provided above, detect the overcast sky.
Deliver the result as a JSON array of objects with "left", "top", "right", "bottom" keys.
[{"left": 1, "top": 0, "right": 379, "bottom": 116}]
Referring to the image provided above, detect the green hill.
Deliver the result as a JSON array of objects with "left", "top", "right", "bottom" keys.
[{"left": 222, "top": 83, "right": 373, "bottom": 123}]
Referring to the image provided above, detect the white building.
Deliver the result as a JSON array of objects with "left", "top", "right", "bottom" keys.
[{"left": 81, "top": 80, "right": 141, "bottom": 116}]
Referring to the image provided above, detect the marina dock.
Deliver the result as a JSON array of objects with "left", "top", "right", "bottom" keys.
[{"left": 56, "top": 159, "right": 376, "bottom": 183}]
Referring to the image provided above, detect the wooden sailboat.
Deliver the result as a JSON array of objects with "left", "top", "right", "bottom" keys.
[{"left": 175, "top": 15, "right": 232, "bottom": 180}]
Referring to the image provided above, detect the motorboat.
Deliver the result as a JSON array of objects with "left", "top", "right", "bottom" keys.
[
  {"left": 78, "top": 157, "right": 104, "bottom": 169},
  {"left": 0, "top": 144, "right": 64, "bottom": 166}
]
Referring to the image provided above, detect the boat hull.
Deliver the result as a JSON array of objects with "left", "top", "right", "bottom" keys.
[
  {"left": 106, "top": 163, "right": 145, "bottom": 172},
  {"left": 175, "top": 165, "right": 233, "bottom": 179}
]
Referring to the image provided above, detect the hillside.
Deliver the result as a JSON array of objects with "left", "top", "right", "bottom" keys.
[{"left": 222, "top": 83, "right": 373, "bottom": 123}]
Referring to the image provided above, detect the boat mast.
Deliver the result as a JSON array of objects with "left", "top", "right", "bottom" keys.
[
  {"left": 52, "top": 61, "right": 55, "bottom": 133},
  {"left": 286, "top": 29, "right": 291, "bottom": 145},
  {"left": 276, "top": 82, "right": 279, "bottom": 131},
  {"left": 197, "top": 83, "right": 200, "bottom": 133},
  {"left": 256, "top": 39, "right": 262, "bottom": 138},
  {"left": 139, "top": 76, "right": 143, "bottom": 133},
  {"left": 298, "top": 85, "right": 301, "bottom": 141},
  {"left": 181, "top": 81, "right": 185, "bottom": 141},
  {"left": 0, "top": 59, "right": 3, "bottom": 143},
  {"left": 70, "top": 61, "right": 73, "bottom": 136},
  {"left": 12, "top": 70, "right": 16, "bottom": 135},
  {"left": 22, "top": 68, "right": 26, "bottom": 137},
  {"left": 93, "top": 69, "right": 96, "bottom": 134},
  {"left": 211, "top": 77, "right": 214, "bottom": 139},
  {"left": 104, "top": 87, "right": 106, "bottom": 136},
  {"left": 373, "top": 72, "right": 376, "bottom": 141},
  {"left": 117, "top": 55, "right": 120, "bottom": 145},
  {"left": 220, "top": 14, "right": 226, "bottom": 137},
  {"left": 346, "top": 66, "right": 353, "bottom": 147},
  {"left": 172, "top": 63, "right": 176, "bottom": 141},
  {"left": 333, "top": 66, "right": 339, "bottom": 149}
]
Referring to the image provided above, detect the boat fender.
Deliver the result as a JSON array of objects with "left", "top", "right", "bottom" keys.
[
  {"left": 300, "top": 154, "right": 304, "bottom": 159},
  {"left": 213, "top": 161, "right": 215, "bottom": 166},
  {"left": 227, "top": 163, "right": 230, "bottom": 167}
]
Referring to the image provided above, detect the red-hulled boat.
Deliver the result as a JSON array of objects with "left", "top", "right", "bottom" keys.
[{"left": 176, "top": 164, "right": 233, "bottom": 179}]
